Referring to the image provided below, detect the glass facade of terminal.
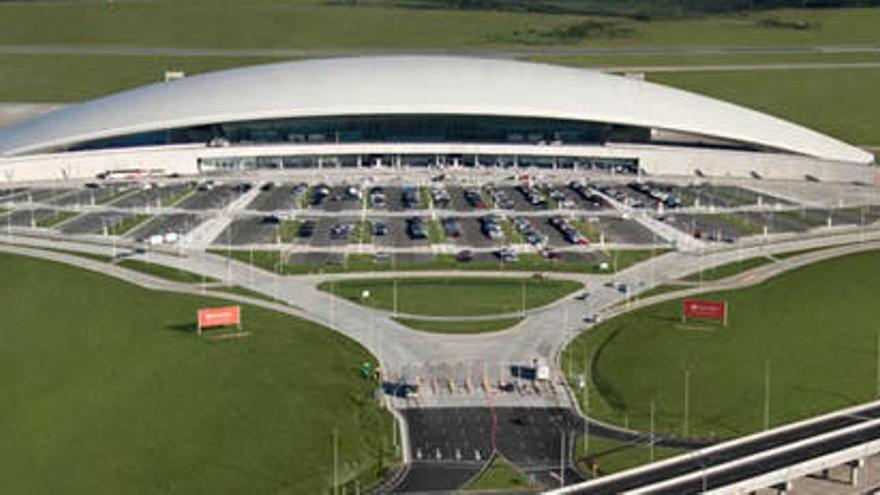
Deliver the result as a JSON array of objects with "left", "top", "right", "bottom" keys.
[
  {"left": 197, "top": 153, "right": 640, "bottom": 174},
  {"left": 68, "top": 114, "right": 652, "bottom": 152}
]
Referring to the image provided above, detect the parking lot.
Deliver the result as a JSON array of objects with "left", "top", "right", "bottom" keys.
[
  {"left": 214, "top": 215, "right": 279, "bottom": 246},
  {"left": 178, "top": 183, "right": 246, "bottom": 210},
  {"left": 110, "top": 183, "right": 192, "bottom": 209},
  {"left": 58, "top": 211, "right": 134, "bottom": 235},
  {"left": 595, "top": 217, "right": 658, "bottom": 244},
  {"left": 247, "top": 182, "right": 307, "bottom": 212},
  {"left": 1, "top": 208, "right": 60, "bottom": 227},
  {"left": 48, "top": 184, "right": 131, "bottom": 207},
  {"left": 396, "top": 407, "right": 585, "bottom": 493},
  {"left": 126, "top": 213, "right": 202, "bottom": 241}
]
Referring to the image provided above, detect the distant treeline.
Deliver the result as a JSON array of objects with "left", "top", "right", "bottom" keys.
[{"left": 391, "top": 0, "right": 880, "bottom": 18}]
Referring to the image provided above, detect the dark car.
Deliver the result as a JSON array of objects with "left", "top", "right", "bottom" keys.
[
  {"left": 456, "top": 249, "right": 474, "bottom": 262},
  {"left": 261, "top": 215, "right": 281, "bottom": 225},
  {"left": 299, "top": 220, "right": 316, "bottom": 238},
  {"left": 372, "top": 221, "right": 389, "bottom": 236}
]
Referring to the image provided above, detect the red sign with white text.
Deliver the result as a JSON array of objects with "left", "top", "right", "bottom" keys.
[
  {"left": 683, "top": 299, "right": 726, "bottom": 321},
  {"left": 198, "top": 306, "right": 241, "bottom": 329}
]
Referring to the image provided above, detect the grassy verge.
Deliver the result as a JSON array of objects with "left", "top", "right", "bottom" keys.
[
  {"left": 36, "top": 210, "right": 78, "bottom": 228},
  {"left": 426, "top": 219, "right": 445, "bottom": 244},
  {"left": 465, "top": 456, "right": 535, "bottom": 492},
  {"left": 500, "top": 219, "right": 524, "bottom": 244},
  {"left": 0, "top": 252, "right": 396, "bottom": 493},
  {"left": 573, "top": 219, "right": 603, "bottom": 243},
  {"left": 574, "top": 436, "right": 688, "bottom": 477},
  {"left": 108, "top": 214, "right": 151, "bottom": 236},
  {"left": 681, "top": 256, "right": 773, "bottom": 282},
  {"left": 393, "top": 316, "right": 523, "bottom": 334},
  {"left": 652, "top": 68, "right": 880, "bottom": 147},
  {"left": 563, "top": 249, "right": 880, "bottom": 439},
  {"left": 117, "top": 258, "right": 216, "bottom": 284},
  {"left": 318, "top": 277, "right": 582, "bottom": 317},
  {"left": 351, "top": 220, "right": 373, "bottom": 245},
  {"left": 277, "top": 219, "right": 301, "bottom": 243}
]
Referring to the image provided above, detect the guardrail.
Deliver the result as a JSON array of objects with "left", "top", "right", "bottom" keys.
[{"left": 546, "top": 397, "right": 880, "bottom": 494}]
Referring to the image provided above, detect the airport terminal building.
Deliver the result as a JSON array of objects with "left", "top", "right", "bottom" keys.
[{"left": 0, "top": 56, "right": 874, "bottom": 183}]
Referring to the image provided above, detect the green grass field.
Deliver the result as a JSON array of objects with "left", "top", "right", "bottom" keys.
[
  {"left": 0, "top": 252, "right": 395, "bottom": 493},
  {"left": 392, "top": 316, "right": 523, "bottom": 334},
  {"left": 319, "top": 277, "right": 582, "bottom": 317},
  {"left": 564, "top": 249, "right": 880, "bottom": 440},
  {"left": 532, "top": 51, "right": 880, "bottom": 68},
  {"left": 2, "top": 3, "right": 880, "bottom": 50},
  {"left": 651, "top": 69, "right": 880, "bottom": 146},
  {"left": 465, "top": 456, "right": 535, "bottom": 492}
]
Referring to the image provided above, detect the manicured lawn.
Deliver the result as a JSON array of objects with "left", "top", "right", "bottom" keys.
[
  {"left": 564, "top": 249, "right": 880, "bottom": 439},
  {"left": 393, "top": 316, "right": 523, "bottom": 334},
  {"left": 0, "top": 253, "right": 395, "bottom": 493},
  {"left": 652, "top": 68, "right": 880, "bottom": 146},
  {"left": 319, "top": 277, "right": 582, "bottom": 317},
  {"left": 0, "top": 54, "right": 285, "bottom": 102},
  {"left": 532, "top": 51, "right": 880, "bottom": 69},
  {"left": 465, "top": 456, "right": 535, "bottom": 492}
]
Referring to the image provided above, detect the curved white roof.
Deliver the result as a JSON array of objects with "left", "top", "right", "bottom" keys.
[{"left": 0, "top": 56, "right": 871, "bottom": 164}]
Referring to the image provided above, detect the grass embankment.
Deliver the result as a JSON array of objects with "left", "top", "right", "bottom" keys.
[
  {"left": 533, "top": 51, "right": 880, "bottom": 69},
  {"left": 0, "top": 253, "right": 395, "bottom": 494},
  {"left": 653, "top": 68, "right": 880, "bottom": 147},
  {"left": 393, "top": 316, "right": 523, "bottom": 334},
  {"left": 35, "top": 210, "right": 78, "bottom": 228},
  {"left": 318, "top": 277, "right": 582, "bottom": 317},
  {"left": 575, "top": 437, "right": 687, "bottom": 477},
  {"left": 465, "top": 456, "right": 535, "bottom": 492},
  {"left": 563, "top": 249, "right": 880, "bottom": 440}
]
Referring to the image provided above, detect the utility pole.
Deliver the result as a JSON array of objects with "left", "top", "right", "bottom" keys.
[
  {"left": 393, "top": 280, "right": 398, "bottom": 317},
  {"left": 650, "top": 400, "right": 656, "bottom": 462},
  {"left": 876, "top": 331, "right": 880, "bottom": 399},
  {"left": 684, "top": 367, "right": 690, "bottom": 437},
  {"left": 764, "top": 359, "right": 771, "bottom": 430},
  {"left": 559, "top": 429, "right": 566, "bottom": 487},
  {"left": 333, "top": 428, "right": 339, "bottom": 495}
]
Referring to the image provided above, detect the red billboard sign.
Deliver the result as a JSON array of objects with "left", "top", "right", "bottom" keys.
[
  {"left": 683, "top": 299, "right": 727, "bottom": 325},
  {"left": 197, "top": 306, "right": 241, "bottom": 334}
]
